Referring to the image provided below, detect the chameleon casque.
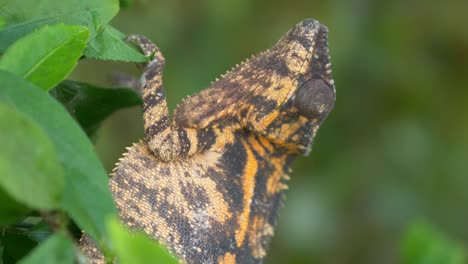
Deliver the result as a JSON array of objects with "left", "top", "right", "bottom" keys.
[{"left": 80, "top": 18, "right": 335, "bottom": 264}]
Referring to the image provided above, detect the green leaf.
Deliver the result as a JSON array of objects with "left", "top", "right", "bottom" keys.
[
  {"left": 84, "top": 25, "right": 147, "bottom": 62},
  {"left": 0, "top": 104, "right": 64, "bottom": 210},
  {"left": 0, "top": 0, "right": 146, "bottom": 62},
  {"left": 18, "top": 231, "right": 74, "bottom": 264},
  {"left": 0, "top": 71, "right": 117, "bottom": 251},
  {"left": 0, "top": 0, "right": 118, "bottom": 52},
  {"left": 107, "top": 218, "right": 178, "bottom": 264},
  {"left": 51, "top": 80, "right": 142, "bottom": 136},
  {"left": 0, "top": 24, "right": 89, "bottom": 91},
  {"left": 401, "top": 221, "right": 467, "bottom": 264}
]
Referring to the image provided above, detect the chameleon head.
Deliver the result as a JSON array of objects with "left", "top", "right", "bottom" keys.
[
  {"left": 245, "top": 19, "right": 336, "bottom": 155},
  {"left": 174, "top": 19, "right": 335, "bottom": 155},
  {"left": 281, "top": 18, "right": 335, "bottom": 113},
  {"left": 274, "top": 18, "right": 335, "bottom": 94}
]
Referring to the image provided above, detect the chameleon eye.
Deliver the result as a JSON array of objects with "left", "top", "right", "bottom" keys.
[{"left": 295, "top": 78, "right": 335, "bottom": 118}]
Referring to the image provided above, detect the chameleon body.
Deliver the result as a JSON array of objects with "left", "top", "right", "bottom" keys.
[{"left": 81, "top": 18, "right": 335, "bottom": 264}]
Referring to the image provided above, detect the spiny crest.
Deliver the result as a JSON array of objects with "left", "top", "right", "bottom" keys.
[
  {"left": 112, "top": 141, "right": 143, "bottom": 174},
  {"left": 209, "top": 50, "right": 267, "bottom": 85}
]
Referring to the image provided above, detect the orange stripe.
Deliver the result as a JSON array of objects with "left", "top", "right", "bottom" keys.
[
  {"left": 235, "top": 139, "right": 258, "bottom": 247},
  {"left": 248, "top": 136, "right": 266, "bottom": 157},
  {"left": 259, "top": 111, "right": 279, "bottom": 130},
  {"left": 218, "top": 252, "right": 236, "bottom": 264}
]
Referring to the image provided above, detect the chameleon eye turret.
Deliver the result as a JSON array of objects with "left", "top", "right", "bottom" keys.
[
  {"left": 295, "top": 78, "right": 335, "bottom": 119},
  {"left": 81, "top": 19, "right": 336, "bottom": 264}
]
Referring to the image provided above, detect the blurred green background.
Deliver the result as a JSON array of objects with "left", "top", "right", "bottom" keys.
[{"left": 70, "top": 0, "right": 468, "bottom": 263}]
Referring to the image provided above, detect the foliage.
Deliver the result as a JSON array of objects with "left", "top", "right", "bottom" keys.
[
  {"left": 0, "top": 0, "right": 174, "bottom": 263},
  {"left": 107, "top": 218, "right": 178, "bottom": 264},
  {"left": 17, "top": 231, "right": 74, "bottom": 264},
  {"left": 0, "top": 0, "right": 146, "bottom": 61},
  {"left": 0, "top": 104, "right": 64, "bottom": 212},
  {"left": 0, "top": 24, "right": 89, "bottom": 90},
  {"left": 51, "top": 80, "right": 142, "bottom": 137}
]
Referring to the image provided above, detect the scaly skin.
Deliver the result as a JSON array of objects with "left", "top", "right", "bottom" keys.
[{"left": 80, "top": 18, "right": 335, "bottom": 264}]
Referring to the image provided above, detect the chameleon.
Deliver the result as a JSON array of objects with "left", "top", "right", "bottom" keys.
[{"left": 80, "top": 18, "right": 335, "bottom": 264}]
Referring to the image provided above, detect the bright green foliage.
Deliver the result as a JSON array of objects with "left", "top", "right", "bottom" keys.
[
  {"left": 18, "top": 231, "right": 74, "bottom": 264},
  {"left": 0, "top": 104, "right": 64, "bottom": 210},
  {"left": 0, "top": 71, "right": 117, "bottom": 251},
  {"left": 51, "top": 80, "right": 142, "bottom": 136},
  {"left": 107, "top": 219, "right": 178, "bottom": 264},
  {"left": 402, "top": 222, "right": 467, "bottom": 264},
  {"left": 84, "top": 25, "right": 147, "bottom": 62},
  {"left": 0, "top": 24, "right": 89, "bottom": 90},
  {"left": 0, "top": 0, "right": 146, "bottom": 62},
  {"left": 0, "top": 0, "right": 118, "bottom": 51},
  {"left": 0, "top": 0, "right": 176, "bottom": 262}
]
